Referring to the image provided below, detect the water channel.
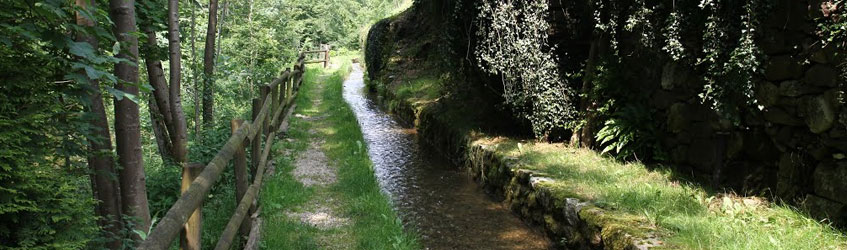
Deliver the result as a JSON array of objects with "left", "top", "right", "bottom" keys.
[{"left": 342, "top": 64, "right": 552, "bottom": 250}]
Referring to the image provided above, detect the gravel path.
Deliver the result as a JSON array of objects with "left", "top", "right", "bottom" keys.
[{"left": 284, "top": 75, "right": 354, "bottom": 249}]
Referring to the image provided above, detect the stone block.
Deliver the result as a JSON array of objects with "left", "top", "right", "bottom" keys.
[
  {"left": 688, "top": 138, "right": 717, "bottom": 172},
  {"left": 813, "top": 162, "right": 847, "bottom": 203},
  {"left": 755, "top": 81, "right": 780, "bottom": 107},
  {"left": 763, "top": 107, "right": 803, "bottom": 126},
  {"left": 803, "top": 194, "right": 846, "bottom": 225},
  {"left": 803, "top": 64, "right": 838, "bottom": 87},
  {"left": 801, "top": 95, "right": 836, "bottom": 133},
  {"left": 779, "top": 80, "right": 822, "bottom": 97},
  {"left": 650, "top": 90, "right": 677, "bottom": 109},
  {"left": 766, "top": 56, "right": 804, "bottom": 81},
  {"left": 661, "top": 62, "right": 689, "bottom": 90},
  {"left": 667, "top": 103, "right": 690, "bottom": 133}
]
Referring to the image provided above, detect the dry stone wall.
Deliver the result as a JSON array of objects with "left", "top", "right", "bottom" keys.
[{"left": 594, "top": 0, "right": 847, "bottom": 225}]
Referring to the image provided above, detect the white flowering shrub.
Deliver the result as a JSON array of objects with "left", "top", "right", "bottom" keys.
[{"left": 475, "top": 0, "right": 577, "bottom": 139}]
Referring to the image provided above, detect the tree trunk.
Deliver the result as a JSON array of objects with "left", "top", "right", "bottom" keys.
[
  {"left": 141, "top": 27, "right": 176, "bottom": 162},
  {"left": 203, "top": 0, "right": 220, "bottom": 127},
  {"left": 168, "top": 0, "right": 188, "bottom": 165},
  {"left": 149, "top": 96, "right": 173, "bottom": 163},
  {"left": 247, "top": 0, "right": 254, "bottom": 92},
  {"left": 190, "top": 0, "right": 201, "bottom": 137},
  {"left": 215, "top": 0, "right": 228, "bottom": 61},
  {"left": 109, "top": 0, "right": 151, "bottom": 242},
  {"left": 74, "top": 1, "right": 123, "bottom": 248},
  {"left": 570, "top": 34, "right": 603, "bottom": 148}
]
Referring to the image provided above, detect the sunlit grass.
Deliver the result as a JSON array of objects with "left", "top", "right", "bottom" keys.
[
  {"left": 260, "top": 56, "right": 419, "bottom": 249},
  {"left": 479, "top": 138, "right": 847, "bottom": 249}
]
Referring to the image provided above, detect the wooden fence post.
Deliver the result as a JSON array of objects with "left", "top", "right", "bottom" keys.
[
  {"left": 270, "top": 84, "right": 278, "bottom": 129},
  {"left": 231, "top": 120, "right": 250, "bottom": 239},
  {"left": 249, "top": 98, "right": 260, "bottom": 218},
  {"left": 260, "top": 85, "right": 270, "bottom": 139},
  {"left": 250, "top": 98, "right": 261, "bottom": 176},
  {"left": 180, "top": 163, "right": 205, "bottom": 250},
  {"left": 323, "top": 45, "right": 330, "bottom": 68}
]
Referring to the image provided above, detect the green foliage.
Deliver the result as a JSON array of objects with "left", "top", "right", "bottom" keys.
[
  {"left": 0, "top": 47, "right": 97, "bottom": 249},
  {"left": 816, "top": 0, "right": 847, "bottom": 47},
  {"left": 475, "top": 0, "right": 577, "bottom": 139},
  {"left": 596, "top": 105, "right": 665, "bottom": 161}
]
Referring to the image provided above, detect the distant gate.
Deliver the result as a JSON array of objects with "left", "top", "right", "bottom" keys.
[{"left": 303, "top": 44, "right": 331, "bottom": 68}]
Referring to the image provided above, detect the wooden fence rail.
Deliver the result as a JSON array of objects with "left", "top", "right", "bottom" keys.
[
  {"left": 138, "top": 53, "right": 307, "bottom": 250},
  {"left": 303, "top": 44, "right": 330, "bottom": 68}
]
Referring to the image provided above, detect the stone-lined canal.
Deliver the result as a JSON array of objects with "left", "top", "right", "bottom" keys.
[{"left": 342, "top": 64, "right": 551, "bottom": 249}]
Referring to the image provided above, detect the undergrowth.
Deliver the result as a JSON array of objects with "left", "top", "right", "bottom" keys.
[{"left": 260, "top": 57, "right": 419, "bottom": 249}]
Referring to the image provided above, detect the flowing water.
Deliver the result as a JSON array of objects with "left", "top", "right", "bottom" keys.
[{"left": 343, "top": 64, "right": 552, "bottom": 250}]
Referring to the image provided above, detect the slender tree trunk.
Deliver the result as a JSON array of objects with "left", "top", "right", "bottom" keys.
[
  {"left": 149, "top": 96, "right": 173, "bottom": 163},
  {"left": 247, "top": 0, "right": 254, "bottom": 92},
  {"left": 571, "top": 34, "right": 602, "bottom": 148},
  {"left": 108, "top": 0, "right": 151, "bottom": 241},
  {"left": 202, "top": 0, "right": 220, "bottom": 127},
  {"left": 75, "top": 1, "right": 123, "bottom": 248},
  {"left": 215, "top": 0, "right": 228, "bottom": 61},
  {"left": 168, "top": 0, "right": 188, "bottom": 165},
  {"left": 190, "top": 0, "right": 201, "bottom": 137}
]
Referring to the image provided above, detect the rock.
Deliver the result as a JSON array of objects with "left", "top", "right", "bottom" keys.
[
  {"left": 661, "top": 63, "right": 688, "bottom": 90},
  {"left": 726, "top": 132, "right": 745, "bottom": 159},
  {"left": 809, "top": 44, "right": 835, "bottom": 64},
  {"left": 830, "top": 127, "right": 846, "bottom": 138},
  {"left": 779, "top": 80, "right": 822, "bottom": 97},
  {"left": 813, "top": 163, "right": 847, "bottom": 203},
  {"left": 802, "top": 95, "right": 836, "bottom": 133},
  {"left": 689, "top": 122, "right": 714, "bottom": 138},
  {"left": 763, "top": 107, "right": 803, "bottom": 126},
  {"left": 756, "top": 82, "right": 780, "bottom": 107},
  {"left": 776, "top": 153, "right": 808, "bottom": 198},
  {"left": 650, "top": 90, "right": 677, "bottom": 109},
  {"left": 803, "top": 64, "right": 838, "bottom": 87},
  {"left": 671, "top": 145, "right": 688, "bottom": 164},
  {"left": 765, "top": 56, "right": 804, "bottom": 81},
  {"left": 667, "top": 103, "right": 690, "bottom": 133},
  {"left": 688, "top": 138, "right": 717, "bottom": 172},
  {"left": 688, "top": 104, "right": 718, "bottom": 122},
  {"left": 563, "top": 198, "right": 587, "bottom": 227},
  {"left": 803, "top": 194, "right": 846, "bottom": 225}
]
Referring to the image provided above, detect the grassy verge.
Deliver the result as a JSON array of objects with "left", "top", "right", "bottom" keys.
[
  {"left": 260, "top": 57, "right": 419, "bottom": 249},
  {"left": 369, "top": 68, "right": 847, "bottom": 249},
  {"left": 486, "top": 140, "right": 847, "bottom": 249}
]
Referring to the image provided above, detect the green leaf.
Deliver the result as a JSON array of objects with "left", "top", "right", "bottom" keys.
[
  {"left": 68, "top": 41, "right": 96, "bottom": 59},
  {"left": 105, "top": 87, "right": 139, "bottom": 104}
]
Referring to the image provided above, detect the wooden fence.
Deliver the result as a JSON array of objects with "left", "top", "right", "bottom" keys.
[
  {"left": 138, "top": 53, "right": 307, "bottom": 250},
  {"left": 303, "top": 44, "right": 331, "bottom": 68}
]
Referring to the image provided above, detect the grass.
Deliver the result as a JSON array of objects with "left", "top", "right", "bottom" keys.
[
  {"left": 260, "top": 56, "right": 420, "bottom": 249},
  {"left": 480, "top": 140, "right": 847, "bottom": 249}
]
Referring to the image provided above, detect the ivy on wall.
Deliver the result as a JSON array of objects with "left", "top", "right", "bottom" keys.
[{"left": 475, "top": 0, "right": 577, "bottom": 139}]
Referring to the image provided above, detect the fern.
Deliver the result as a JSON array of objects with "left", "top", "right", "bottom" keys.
[{"left": 595, "top": 105, "right": 665, "bottom": 161}]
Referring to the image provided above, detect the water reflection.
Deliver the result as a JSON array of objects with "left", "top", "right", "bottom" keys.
[{"left": 343, "top": 64, "right": 551, "bottom": 250}]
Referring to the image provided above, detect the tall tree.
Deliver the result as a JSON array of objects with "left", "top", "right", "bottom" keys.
[
  {"left": 108, "top": 0, "right": 151, "bottom": 241},
  {"left": 168, "top": 0, "right": 188, "bottom": 165},
  {"left": 202, "top": 0, "right": 220, "bottom": 127},
  {"left": 141, "top": 26, "right": 176, "bottom": 161},
  {"left": 74, "top": 0, "right": 123, "bottom": 248},
  {"left": 190, "top": 0, "right": 201, "bottom": 136}
]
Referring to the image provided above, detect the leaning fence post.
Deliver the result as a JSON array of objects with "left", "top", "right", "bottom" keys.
[
  {"left": 270, "top": 83, "right": 278, "bottom": 128},
  {"left": 250, "top": 98, "right": 261, "bottom": 176},
  {"left": 231, "top": 120, "right": 251, "bottom": 239},
  {"left": 260, "top": 85, "right": 270, "bottom": 139},
  {"left": 180, "top": 163, "right": 205, "bottom": 250}
]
